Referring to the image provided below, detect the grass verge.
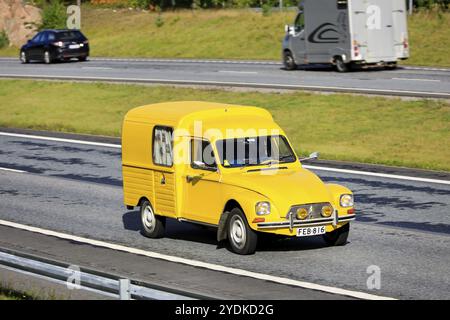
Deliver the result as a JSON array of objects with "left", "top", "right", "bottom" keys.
[
  {"left": 0, "top": 8, "right": 449, "bottom": 67},
  {"left": 0, "top": 79, "right": 449, "bottom": 171}
]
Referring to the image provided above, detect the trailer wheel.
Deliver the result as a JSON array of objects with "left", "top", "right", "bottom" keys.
[
  {"left": 283, "top": 51, "right": 297, "bottom": 71},
  {"left": 385, "top": 62, "right": 397, "bottom": 70},
  {"left": 322, "top": 223, "right": 350, "bottom": 246},
  {"left": 227, "top": 208, "right": 258, "bottom": 255},
  {"left": 335, "top": 56, "right": 349, "bottom": 73},
  {"left": 140, "top": 200, "right": 165, "bottom": 238}
]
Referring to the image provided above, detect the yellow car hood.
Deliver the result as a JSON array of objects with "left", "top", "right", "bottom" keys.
[{"left": 222, "top": 167, "right": 332, "bottom": 217}]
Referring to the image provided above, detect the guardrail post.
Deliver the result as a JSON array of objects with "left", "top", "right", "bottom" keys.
[{"left": 119, "top": 279, "right": 131, "bottom": 300}]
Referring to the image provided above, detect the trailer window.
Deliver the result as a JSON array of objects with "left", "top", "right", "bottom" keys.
[
  {"left": 337, "top": 0, "right": 348, "bottom": 10},
  {"left": 153, "top": 126, "right": 173, "bottom": 167}
]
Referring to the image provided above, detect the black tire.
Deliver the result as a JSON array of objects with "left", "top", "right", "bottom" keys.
[
  {"left": 335, "top": 56, "right": 349, "bottom": 73},
  {"left": 283, "top": 50, "right": 297, "bottom": 71},
  {"left": 322, "top": 223, "right": 350, "bottom": 246},
  {"left": 20, "top": 51, "right": 29, "bottom": 64},
  {"left": 78, "top": 56, "right": 87, "bottom": 62},
  {"left": 227, "top": 208, "right": 258, "bottom": 255},
  {"left": 140, "top": 200, "right": 165, "bottom": 238},
  {"left": 385, "top": 62, "right": 398, "bottom": 70}
]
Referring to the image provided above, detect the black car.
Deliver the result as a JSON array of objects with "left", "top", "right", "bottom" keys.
[{"left": 20, "top": 29, "right": 89, "bottom": 64}]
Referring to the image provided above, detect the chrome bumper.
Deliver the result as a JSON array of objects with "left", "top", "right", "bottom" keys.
[{"left": 256, "top": 213, "right": 356, "bottom": 230}]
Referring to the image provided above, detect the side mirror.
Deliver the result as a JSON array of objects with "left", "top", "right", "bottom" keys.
[{"left": 300, "top": 152, "right": 320, "bottom": 162}]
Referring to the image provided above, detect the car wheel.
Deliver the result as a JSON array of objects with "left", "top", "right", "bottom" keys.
[
  {"left": 385, "top": 62, "right": 398, "bottom": 70},
  {"left": 44, "top": 51, "right": 51, "bottom": 64},
  {"left": 20, "top": 51, "right": 29, "bottom": 64},
  {"left": 283, "top": 50, "right": 297, "bottom": 71},
  {"left": 335, "top": 56, "right": 349, "bottom": 73},
  {"left": 140, "top": 200, "right": 165, "bottom": 238},
  {"left": 227, "top": 208, "right": 258, "bottom": 255},
  {"left": 78, "top": 56, "right": 87, "bottom": 62},
  {"left": 322, "top": 223, "right": 350, "bottom": 246}
]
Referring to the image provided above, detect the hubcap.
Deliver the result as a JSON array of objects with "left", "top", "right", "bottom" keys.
[
  {"left": 44, "top": 52, "right": 49, "bottom": 63},
  {"left": 142, "top": 205, "right": 155, "bottom": 232},
  {"left": 230, "top": 215, "right": 246, "bottom": 249},
  {"left": 21, "top": 52, "right": 26, "bottom": 62}
]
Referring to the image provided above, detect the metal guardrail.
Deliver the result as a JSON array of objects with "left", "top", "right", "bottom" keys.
[{"left": 0, "top": 247, "right": 212, "bottom": 300}]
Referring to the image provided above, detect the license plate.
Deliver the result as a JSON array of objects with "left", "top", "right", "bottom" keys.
[
  {"left": 297, "top": 226, "right": 326, "bottom": 237},
  {"left": 69, "top": 44, "right": 80, "bottom": 49}
]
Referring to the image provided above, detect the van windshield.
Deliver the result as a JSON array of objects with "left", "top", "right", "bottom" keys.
[{"left": 215, "top": 135, "right": 296, "bottom": 168}]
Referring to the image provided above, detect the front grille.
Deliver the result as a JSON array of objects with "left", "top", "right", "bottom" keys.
[{"left": 286, "top": 203, "right": 333, "bottom": 220}]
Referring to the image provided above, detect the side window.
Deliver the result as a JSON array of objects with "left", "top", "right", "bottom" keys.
[
  {"left": 191, "top": 139, "right": 217, "bottom": 170},
  {"left": 294, "top": 12, "right": 305, "bottom": 32},
  {"left": 337, "top": 0, "right": 348, "bottom": 10},
  {"left": 153, "top": 126, "right": 173, "bottom": 167},
  {"left": 42, "top": 32, "right": 48, "bottom": 43},
  {"left": 32, "top": 32, "right": 43, "bottom": 43},
  {"left": 48, "top": 32, "right": 55, "bottom": 42}
]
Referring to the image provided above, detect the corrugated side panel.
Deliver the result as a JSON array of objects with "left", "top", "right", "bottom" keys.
[
  {"left": 123, "top": 166, "right": 154, "bottom": 207},
  {"left": 153, "top": 171, "right": 176, "bottom": 217}
]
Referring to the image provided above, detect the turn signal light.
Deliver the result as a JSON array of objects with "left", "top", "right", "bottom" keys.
[
  {"left": 347, "top": 208, "right": 355, "bottom": 215},
  {"left": 252, "top": 217, "right": 265, "bottom": 223}
]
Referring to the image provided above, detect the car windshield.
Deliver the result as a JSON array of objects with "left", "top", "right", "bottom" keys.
[
  {"left": 215, "top": 135, "right": 296, "bottom": 168},
  {"left": 56, "top": 31, "right": 84, "bottom": 41}
]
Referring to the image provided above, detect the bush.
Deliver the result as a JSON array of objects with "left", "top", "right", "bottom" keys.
[
  {"left": 39, "top": 0, "right": 67, "bottom": 30},
  {"left": 0, "top": 31, "right": 9, "bottom": 49}
]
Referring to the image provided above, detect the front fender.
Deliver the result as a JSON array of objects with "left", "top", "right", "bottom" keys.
[{"left": 325, "top": 183, "right": 353, "bottom": 212}]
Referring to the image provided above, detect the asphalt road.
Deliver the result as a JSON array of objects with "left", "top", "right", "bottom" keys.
[
  {"left": 0, "top": 57, "right": 450, "bottom": 98},
  {"left": 0, "top": 132, "right": 449, "bottom": 299}
]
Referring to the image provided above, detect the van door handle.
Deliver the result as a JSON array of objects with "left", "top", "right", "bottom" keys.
[
  {"left": 186, "top": 175, "right": 195, "bottom": 183},
  {"left": 160, "top": 176, "right": 165, "bottom": 185}
]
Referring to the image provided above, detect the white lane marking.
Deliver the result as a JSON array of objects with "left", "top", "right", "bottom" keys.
[
  {"left": 303, "top": 165, "right": 450, "bottom": 186},
  {"left": 1, "top": 74, "right": 449, "bottom": 98},
  {"left": 218, "top": 70, "right": 258, "bottom": 74},
  {"left": 1, "top": 131, "right": 449, "bottom": 185},
  {"left": 0, "top": 167, "right": 26, "bottom": 173},
  {"left": 392, "top": 78, "right": 441, "bottom": 82},
  {"left": 0, "top": 132, "right": 120, "bottom": 149},
  {"left": 0, "top": 219, "right": 395, "bottom": 300},
  {"left": 81, "top": 67, "right": 113, "bottom": 70}
]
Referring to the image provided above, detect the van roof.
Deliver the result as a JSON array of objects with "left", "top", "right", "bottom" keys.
[{"left": 124, "top": 101, "right": 274, "bottom": 126}]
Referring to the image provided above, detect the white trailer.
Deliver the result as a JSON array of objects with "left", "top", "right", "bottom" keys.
[{"left": 282, "top": 0, "right": 409, "bottom": 72}]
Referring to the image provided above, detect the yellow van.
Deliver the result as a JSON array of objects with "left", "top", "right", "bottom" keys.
[{"left": 122, "top": 101, "right": 355, "bottom": 254}]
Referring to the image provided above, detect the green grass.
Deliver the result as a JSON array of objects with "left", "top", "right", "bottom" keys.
[
  {"left": 0, "top": 79, "right": 449, "bottom": 171},
  {"left": 1, "top": 8, "right": 449, "bottom": 67}
]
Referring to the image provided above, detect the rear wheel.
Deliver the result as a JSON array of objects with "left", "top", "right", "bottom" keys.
[
  {"left": 322, "top": 223, "right": 350, "bottom": 246},
  {"left": 44, "top": 50, "right": 51, "bottom": 64},
  {"left": 20, "top": 51, "right": 29, "bottom": 64},
  {"left": 227, "top": 208, "right": 258, "bottom": 255},
  {"left": 78, "top": 56, "right": 87, "bottom": 62},
  {"left": 335, "top": 56, "right": 349, "bottom": 73},
  {"left": 385, "top": 62, "right": 398, "bottom": 70},
  {"left": 140, "top": 200, "right": 165, "bottom": 238},
  {"left": 283, "top": 50, "right": 297, "bottom": 71}
]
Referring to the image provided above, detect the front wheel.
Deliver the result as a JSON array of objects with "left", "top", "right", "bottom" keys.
[
  {"left": 44, "top": 50, "right": 52, "bottom": 64},
  {"left": 335, "top": 56, "right": 349, "bottom": 73},
  {"left": 227, "top": 208, "right": 258, "bottom": 255},
  {"left": 322, "top": 223, "right": 349, "bottom": 246},
  {"left": 140, "top": 200, "right": 165, "bottom": 238},
  {"left": 283, "top": 50, "right": 297, "bottom": 71},
  {"left": 20, "top": 51, "right": 29, "bottom": 64}
]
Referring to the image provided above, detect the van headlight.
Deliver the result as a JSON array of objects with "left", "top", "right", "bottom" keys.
[
  {"left": 255, "top": 201, "right": 271, "bottom": 215},
  {"left": 340, "top": 194, "right": 354, "bottom": 207}
]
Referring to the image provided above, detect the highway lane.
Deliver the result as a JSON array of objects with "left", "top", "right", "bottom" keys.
[
  {"left": 0, "top": 58, "right": 450, "bottom": 98},
  {"left": 0, "top": 133, "right": 449, "bottom": 299}
]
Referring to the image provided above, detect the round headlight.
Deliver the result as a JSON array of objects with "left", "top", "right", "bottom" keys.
[
  {"left": 255, "top": 201, "right": 270, "bottom": 215},
  {"left": 296, "top": 208, "right": 309, "bottom": 220},
  {"left": 340, "top": 194, "right": 354, "bottom": 208},
  {"left": 321, "top": 205, "right": 333, "bottom": 217}
]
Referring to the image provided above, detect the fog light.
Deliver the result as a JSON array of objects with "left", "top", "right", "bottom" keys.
[
  {"left": 321, "top": 205, "right": 333, "bottom": 217},
  {"left": 296, "top": 208, "right": 308, "bottom": 220}
]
